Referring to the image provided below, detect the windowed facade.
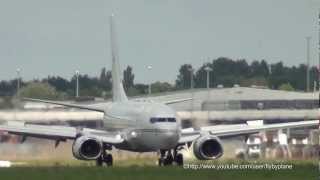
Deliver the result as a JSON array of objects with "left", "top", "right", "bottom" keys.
[{"left": 150, "top": 117, "right": 176, "bottom": 123}]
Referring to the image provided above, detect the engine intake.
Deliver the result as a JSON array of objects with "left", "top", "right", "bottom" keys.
[
  {"left": 193, "top": 135, "right": 223, "bottom": 160},
  {"left": 72, "top": 136, "right": 103, "bottom": 160}
]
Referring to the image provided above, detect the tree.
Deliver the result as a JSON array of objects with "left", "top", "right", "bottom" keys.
[
  {"left": 19, "top": 82, "right": 58, "bottom": 99},
  {"left": 0, "top": 80, "right": 16, "bottom": 96},
  {"left": 44, "top": 76, "right": 71, "bottom": 92},
  {"left": 278, "top": 83, "right": 294, "bottom": 91},
  {"left": 194, "top": 64, "right": 209, "bottom": 88},
  {"left": 175, "top": 64, "right": 193, "bottom": 89},
  {"left": 211, "top": 57, "right": 248, "bottom": 87},
  {"left": 235, "top": 59, "right": 250, "bottom": 77},
  {"left": 268, "top": 62, "right": 287, "bottom": 89},
  {"left": 134, "top": 83, "right": 148, "bottom": 94},
  {"left": 126, "top": 87, "right": 140, "bottom": 96},
  {"left": 260, "top": 60, "right": 270, "bottom": 77},
  {"left": 0, "top": 59, "right": 318, "bottom": 98},
  {"left": 310, "top": 66, "right": 319, "bottom": 91},
  {"left": 213, "top": 57, "right": 235, "bottom": 76},
  {"left": 123, "top": 66, "right": 135, "bottom": 91},
  {"left": 99, "top": 68, "right": 112, "bottom": 91},
  {"left": 250, "top": 60, "right": 269, "bottom": 77},
  {"left": 151, "top": 81, "right": 174, "bottom": 93},
  {"left": 70, "top": 74, "right": 101, "bottom": 97}
]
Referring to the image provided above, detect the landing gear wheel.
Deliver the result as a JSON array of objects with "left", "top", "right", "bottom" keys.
[
  {"left": 158, "top": 150, "right": 174, "bottom": 166},
  {"left": 104, "top": 154, "right": 113, "bottom": 166},
  {"left": 174, "top": 153, "right": 183, "bottom": 166},
  {"left": 163, "top": 153, "right": 173, "bottom": 166},
  {"left": 96, "top": 156, "right": 103, "bottom": 167},
  {"left": 158, "top": 158, "right": 164, "bottom": 166},
  {"left": 158, "top": 150, "right": 166, "bottom": 166}
]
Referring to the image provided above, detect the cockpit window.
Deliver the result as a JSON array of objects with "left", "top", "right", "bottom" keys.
[
  {"left": 150, "top": 118, "right": 157, "bottom": 123},
  {"left": 150, "top": 117, "right": 176, "bottom": 123},
  {"left": 158, "top": 118, "right": 166, "bottom": 122},
  {"left": 168, "top": 118, "right": 176, "bottom": 122}
]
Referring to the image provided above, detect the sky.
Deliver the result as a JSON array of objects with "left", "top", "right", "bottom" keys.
[{"left": 0, "top": 0, "right": 319, "bottom": 84}]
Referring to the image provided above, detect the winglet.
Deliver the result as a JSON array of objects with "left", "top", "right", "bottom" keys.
[{"left": 110, "top": 15, "right": 128, "bottom": 102}]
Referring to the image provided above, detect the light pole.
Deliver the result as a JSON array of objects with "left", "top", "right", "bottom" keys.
[
  {"left": 204, "top": 66, "right": 212, "bottom": 89},
  {"left": 188, "top": 67, "right": 194, "bottom": 89},
  {"left": 147, "top": 65, "right": 152, "bottom": 95},
  {"left": 75, "top": 70, "right": 80, "bottom": 98},
  {"left": 16, "top": 68, "right": 21, "bottom": 97},
  {"left": 188, "top": 67, "right": 195, "bottom": 123},
  {"left": 306, "top": 36, "right": 311, "bottom": 92},
  {"left": 204, "top": 66, "right": 212, "bottom": 122},
  {"left": 318, "top": 10, "right": 320, "bottom": 92},
  {"left": 204, "top": 66, "right": 212, "bottom": 102}
]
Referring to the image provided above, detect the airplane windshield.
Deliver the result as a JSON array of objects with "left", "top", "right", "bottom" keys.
[{"left": 150, "top": 117, "right": 176, "bottom": 123}]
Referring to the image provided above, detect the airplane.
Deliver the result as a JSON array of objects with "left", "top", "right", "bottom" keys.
[{"left": 0, "top": 15, "right": 318, "bottom": 167}]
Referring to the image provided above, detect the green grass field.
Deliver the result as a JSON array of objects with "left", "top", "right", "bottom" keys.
[{"left": 0, "top": 160, "right": 318, "bottom": 180}]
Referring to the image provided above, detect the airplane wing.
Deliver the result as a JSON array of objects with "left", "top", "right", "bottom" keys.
[
  {"left": 0, "top": 122, "right": 124, "bottom": 144},
  {"left": 177, "top": 110, "right": 319, "bottom": 122},
  {"left": 164, "top": 98, "right": 193, "bottom": 105},
  {"left": 23, "top": 98, "right": 106, "bottom": 113},
  {"left": 178, "top": 120, "right": 319, "bottom": 144},
  {"left": 132, "top": 97, "right": 193, "bottom": 105},
  {"left": 24, "top": 97, "right": 191, "bottom": 110}
]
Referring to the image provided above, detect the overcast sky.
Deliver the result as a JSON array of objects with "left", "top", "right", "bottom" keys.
[{"left": 0, "top": 0, "right": 319, "bottom": 84}]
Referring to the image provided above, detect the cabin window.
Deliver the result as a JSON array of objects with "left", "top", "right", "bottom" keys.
[
  {"left": 168, "top": 118, "right": 176, "bottom": 122},
  {"left": 150, "top": 118, "right": 157, "bottom": 123},
  {"left": 150, "top": 118, "right": 176, "bottom": 123}
]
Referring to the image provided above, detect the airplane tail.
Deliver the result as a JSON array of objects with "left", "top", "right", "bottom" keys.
[{"left": 110, "top": 15, "right": 128, "bottom": 102}]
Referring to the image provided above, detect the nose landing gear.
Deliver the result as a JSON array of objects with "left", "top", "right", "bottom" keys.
[{"left": 158, "top": 149, "right": 184, "bottom": 166}]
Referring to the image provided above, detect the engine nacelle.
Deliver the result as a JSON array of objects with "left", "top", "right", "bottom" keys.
[
  {"left": 193, "top": 135, "right": 224, "bottom": 160},
  {"left": 72, "top": 136, "right": 103, "bottom": 160}
]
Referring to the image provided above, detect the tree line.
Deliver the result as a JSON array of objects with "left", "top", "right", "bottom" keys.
[
  {"left": 176, "top": 57, "right": 319, "bottom": 91},
  {"left": 0, "top": 57, "right": 318, "bottom": 99}
]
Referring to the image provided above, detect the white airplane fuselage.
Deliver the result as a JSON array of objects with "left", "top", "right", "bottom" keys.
[{"left": 102, "top": 101, "right": 180, "bottom": 152}]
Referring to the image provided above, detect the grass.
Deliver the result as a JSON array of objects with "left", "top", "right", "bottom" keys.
[
  {"left": 7, "top": 156, "right": 160, "bottom": 167},
  {"left": 0, "top": 160, "right": 317, "bottom": 180}
]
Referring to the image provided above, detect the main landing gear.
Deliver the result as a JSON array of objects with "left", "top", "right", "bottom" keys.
[
  {"left": 96, "top": 151, "right": 113, "bottom": 167},
  {"left": 158, "top": 149, "right": 183, "bottom": 166}
]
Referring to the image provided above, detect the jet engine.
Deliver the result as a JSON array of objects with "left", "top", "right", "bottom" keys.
[
  {"left": 72, "top": 136, "right": 103, "bottom": 160},
  {"left": 193, "top": 135, "right": 223, "bottom": 160}
]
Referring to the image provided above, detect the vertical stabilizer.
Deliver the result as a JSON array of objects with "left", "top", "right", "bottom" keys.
[{"left": 110, "top": 15, "right": 128, "bottom": 102}]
